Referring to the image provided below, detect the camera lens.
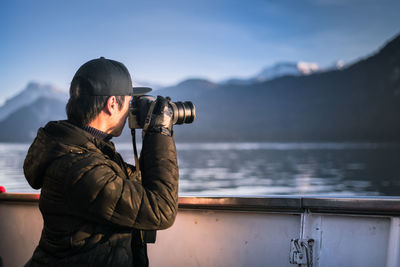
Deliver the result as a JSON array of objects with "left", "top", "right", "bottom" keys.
[{"left": 171, "top": 101, "right": 196, "bottom": 125}]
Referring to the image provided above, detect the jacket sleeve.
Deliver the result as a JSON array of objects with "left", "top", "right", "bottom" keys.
[{"left": 66, "top": 133, "right": 179, "bottom": 230}]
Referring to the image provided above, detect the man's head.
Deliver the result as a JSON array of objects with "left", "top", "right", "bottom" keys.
[{"left": 66, "top": 57, "right": 151, "bottom": 136}]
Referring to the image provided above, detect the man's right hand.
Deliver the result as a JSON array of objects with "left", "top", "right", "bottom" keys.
[{"left": 137, "top": 95, "right": 174, "bottom": 136}]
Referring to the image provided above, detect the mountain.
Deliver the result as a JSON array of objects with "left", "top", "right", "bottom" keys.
[
  {"left": 0, "top": 97, "right": 67, "bottom": 142},
  {"left": 256, "top": 61, "right": 319, "bottom": 80},
  {"left": 1, "top": 33, "right": 400, "bottom": 142},
  {"left": 156, "top": 78, "right": 219, "bottom": 99},
  {"left": 0, "top": 82, "right": 68, "bottom": 121},
  {"left": 134, "top": 80, "right": 164, "bottom": 91},
  {"left": 221, "top": 61, "right": 321, "bottom": 85},
  {"left": 156, "top": 33, "right": 400, "bottom": 142}
]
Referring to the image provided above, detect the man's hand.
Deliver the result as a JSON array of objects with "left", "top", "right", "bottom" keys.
[
  {"left": 134, "top": 95, "right": 156, "bottom": 128},
  {"left": 137, "top": 95, "right": 173, "bottom": 136}
]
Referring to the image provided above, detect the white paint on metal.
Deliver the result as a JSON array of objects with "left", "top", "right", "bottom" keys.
[
  {"left": 1, "top": 197, "right": 399, "bottom": 267},
  {"left": 148, "top": 210, "right": 300, "bottom": 267},
  {"left": 386, "top": 217, "right": 400, "bottom": 267},
  {"left": 301, "top": 211, "right": 322, "bottom": 267},
  {"left": 0, "top": 202, "right": 42, "bottom": 267},
  {"left": 308, "top": 214, "right": 391, "bottom": 267}
]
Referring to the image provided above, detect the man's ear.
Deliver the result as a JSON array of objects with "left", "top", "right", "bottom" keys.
[{"left": 103, "top": 96, "right": 117, "bottom": 116}]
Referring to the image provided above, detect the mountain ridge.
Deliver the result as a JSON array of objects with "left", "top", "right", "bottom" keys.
[
  {"left": 219, "top": 60, "right": 343, "bottom": 86},
  {"left": 0, "top": 96, "right": 66, "bottom": 142},
  {"left": 0, "top": 32, "right": 399, "bottom": 142},
  {"left": 156, "top": 32, "right": 400, "bottom": 142},
  {"left": 0, "top": 82, "right": 68, "bottom": 121}
]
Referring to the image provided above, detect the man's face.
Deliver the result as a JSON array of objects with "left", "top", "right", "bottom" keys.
[{"left": 110, "top": 95, "right": 132, "bottom": 137}]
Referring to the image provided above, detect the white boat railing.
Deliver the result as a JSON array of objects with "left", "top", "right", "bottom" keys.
[{"left": 1, "top": 193, "right": 400, "bottom": 267}]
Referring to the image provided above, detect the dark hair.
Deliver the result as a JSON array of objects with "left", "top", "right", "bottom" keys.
[{"left": 66, "top": 77, "right": 125, "bottom": 126}]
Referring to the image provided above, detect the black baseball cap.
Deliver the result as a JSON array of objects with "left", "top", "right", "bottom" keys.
[{"left": 72, "top": 57, "right": 152, "bottom": 96}]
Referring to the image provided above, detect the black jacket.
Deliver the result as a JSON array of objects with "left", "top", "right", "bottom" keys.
[{"left": 23, "top": 120, "right": 179, "bottom": 266}]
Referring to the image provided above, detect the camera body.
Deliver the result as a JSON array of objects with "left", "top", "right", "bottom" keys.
[{"left": 128, "top": 95, "right": 196, "bottom": 129}]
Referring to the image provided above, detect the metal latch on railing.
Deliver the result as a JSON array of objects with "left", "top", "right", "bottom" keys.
[{"left": 289, "top": 239, "right": 314, "bottom": 267}]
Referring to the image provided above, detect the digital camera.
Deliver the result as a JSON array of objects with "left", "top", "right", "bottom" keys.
[{"left": 128, "top": 95, "right": 196, "bottom": 129}]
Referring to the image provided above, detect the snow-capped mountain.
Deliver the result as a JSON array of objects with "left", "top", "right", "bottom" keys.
[
  {"left": 256, "top": 61, "right": 319, "bottom": 81},
  {"left": 221, "top": 61, "right": 321, "bottom": 85},
  {"left": 0, "top": 82, "right": 68, "bottom": 121}
]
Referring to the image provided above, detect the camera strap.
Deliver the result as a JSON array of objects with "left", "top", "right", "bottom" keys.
[
  {"left": 131, "top": 101, "right": 156, "bottom": 177},
  {"left": 131, "top": 128, "right": 141, "bottom": 177},
  {"left": 141, "top": 101, "right": 157, "bottom": 139}
]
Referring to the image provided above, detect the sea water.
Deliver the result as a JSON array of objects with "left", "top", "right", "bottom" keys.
[{"left": 2, "top": 142, "right": 400, "bottom": 196}]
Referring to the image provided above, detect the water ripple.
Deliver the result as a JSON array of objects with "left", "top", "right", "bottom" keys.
[{"left": 2, "top": 142, "right": 400, "bottom": 196}]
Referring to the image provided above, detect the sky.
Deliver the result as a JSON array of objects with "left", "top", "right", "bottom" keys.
[{"left": 0, "top": 0, "right": 399, "bottom": 104}]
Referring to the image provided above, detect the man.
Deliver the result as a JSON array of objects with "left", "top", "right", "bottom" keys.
[{"left": 23, "top": 57, "right": 179, "bottom": 266}]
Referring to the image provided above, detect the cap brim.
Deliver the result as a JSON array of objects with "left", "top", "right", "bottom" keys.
[{"left": 132, "top": 87, "right": 152, "bottom": 96}]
